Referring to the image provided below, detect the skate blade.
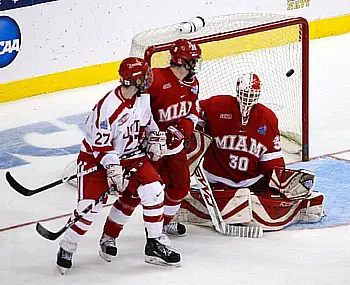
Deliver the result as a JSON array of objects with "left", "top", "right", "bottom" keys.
[
  {"left": 57, "top": 265, "right": 68, "bottom": 275},
  {"left": 98, "top": 248, "right": 114, "bottom": 262},
  {"left": 145, "top": 256, "right": 181, "bottom": 267}
]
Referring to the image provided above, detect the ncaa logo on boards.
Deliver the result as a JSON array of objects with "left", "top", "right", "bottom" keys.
[{"left": 0, "top": 16, "right": 21, "bottom": 68}]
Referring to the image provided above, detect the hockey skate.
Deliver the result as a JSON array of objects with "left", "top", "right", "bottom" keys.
[
  {"left": 163, "top": 221, "right": 187, "bottom": 237},
  {"left": 99, "top": 233, "right": 118, "bottom": 262},
  {"left": 145, "top": 234, "right": 181, "bottom": 267},
  {"left": 56, "top": 247, "right": 73, "bottom": 275}
]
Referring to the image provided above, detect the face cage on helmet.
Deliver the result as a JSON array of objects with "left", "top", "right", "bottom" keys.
[
  {"left": 131, "top": 68, "right": 154, "bottom": 91},
  {"left": 236, "top": 89, "right": 260, "bottom": 125},
  {"left": 183, "top": 58, "right": 202, "bottom": 79}
]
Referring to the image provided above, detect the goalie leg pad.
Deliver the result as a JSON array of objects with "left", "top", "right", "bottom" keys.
[
  {"left": 250, "top": 191, "right": 325, "bottom": 231},
  {"left": 299, "top": 192, "right": 325, "bottom": 223},
  {"left": 185, "top": 130, "right": 213, "bottom": 176},
  {"left": 250, "top": 195, "right": 304, "bottom": 231},
  {"left": 175, "top": 188, "right": 253, "bottom": 226}
]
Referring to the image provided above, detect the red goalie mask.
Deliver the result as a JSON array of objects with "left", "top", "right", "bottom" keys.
[{"left": 119, "top": 57, "right": 153, "bottom": 91}]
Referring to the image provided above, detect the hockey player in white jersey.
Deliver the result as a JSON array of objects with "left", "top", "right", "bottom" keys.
[{"left": 56, "top": 57, "right": 181, "bottom": 274}]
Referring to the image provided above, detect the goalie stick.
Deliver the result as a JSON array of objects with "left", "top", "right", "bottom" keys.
[{"left": 193, "top": 165, "right": 263, "bottom": 238}]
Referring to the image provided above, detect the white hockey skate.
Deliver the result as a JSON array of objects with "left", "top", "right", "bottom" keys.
[
  {"left": 163, "top": 221, "right": 187, "bottom": 237},
  {"left": 56, "top": 247, "right": 73, "bottom": 275},
  {"left": 99, "top": 233, "right": 118, "bottom": 262}
]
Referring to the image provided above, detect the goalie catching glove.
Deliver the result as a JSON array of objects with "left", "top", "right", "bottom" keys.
[
  {"left": 146, "top": 131, "right": 167, "bottom": 161},
  {"left": 269, "top": 167, "right": 316, "bottom": 200},
  {"left": 106, "top": 164, "right": 129, "bottom": 193}
]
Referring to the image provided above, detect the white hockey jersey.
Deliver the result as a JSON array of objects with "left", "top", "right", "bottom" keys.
[{"left": 80, "top": 86, "right": 159, "bottom": 167}]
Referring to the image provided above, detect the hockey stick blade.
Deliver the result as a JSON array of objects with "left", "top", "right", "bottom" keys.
[
  {"left": 36, "top": 192, "right": 106, "bottom": 241},
  {"left": 36, "top": 222, "right": 67, "bottom": 241},
  {"left": 36, "top": 211, "right": 85, "bottom": 241},
  {"left": 5, "top": 171, "right": 77, "bottom": 196},
  {"left": 225, "top": 224, "right": 263, "bottom": 238},
  {"left": 193, "top": 166, "right": 263, "bottom": 238}
]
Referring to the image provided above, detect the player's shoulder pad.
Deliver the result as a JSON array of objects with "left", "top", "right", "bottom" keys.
[
  {"left": 255, "top": 103, "right": 279, "bottom": 124},
  {"left": 152, "top": 67, "right": 170, "bottom": 80},
  {"left": 100, "top": 88, "right": 124, "bottom": 117},
  {"left": 204, "top": 95, "right": 236, "bottom": 111}
]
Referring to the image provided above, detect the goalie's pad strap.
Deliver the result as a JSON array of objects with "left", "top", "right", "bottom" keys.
[{"left": 185, "top": 130, "right": 212, "bottom": 175}]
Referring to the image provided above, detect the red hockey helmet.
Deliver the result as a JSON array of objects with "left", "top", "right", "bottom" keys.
[
  {"left": 170, "top": 39, "right": 202, "bottom": 65},
  {"left": 236, "top": 73, "right": 261, "bottom": 125},
  {"left": 119, "top": 57, "right": 153, "bottom": 91}
]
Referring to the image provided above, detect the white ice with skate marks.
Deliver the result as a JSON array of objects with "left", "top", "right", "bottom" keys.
[{"left": 0, "top": 34, "right": 349, "bottom": 284}]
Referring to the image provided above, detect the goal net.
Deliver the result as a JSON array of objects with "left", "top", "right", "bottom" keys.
[{"left": 130, "top": 13, "right": 309, "bottom": 162}]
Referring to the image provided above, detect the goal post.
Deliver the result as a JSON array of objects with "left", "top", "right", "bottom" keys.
[{"left": 130, "top": 14, "right": 310, "bottom": 161}]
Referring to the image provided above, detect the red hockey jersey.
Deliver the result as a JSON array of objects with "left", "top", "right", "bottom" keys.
[
  {"left": 147, "top": 67, "right": 199, "bottom": 133},
  {"left": 199, "top": 95, "right": 285, "bottom": 188}
]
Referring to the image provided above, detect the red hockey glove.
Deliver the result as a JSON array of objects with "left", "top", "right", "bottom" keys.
[{"left": 166, "top": 125, "right": 185, "bottom": 149}]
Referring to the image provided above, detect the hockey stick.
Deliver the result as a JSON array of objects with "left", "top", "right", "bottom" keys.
[
  {"left": 36, "top": 192, "right": 106, "bottom": 240},
  {"left": 5, "top": 166, "right": 98, "bottom": 197},
  {"left": 193, "top": 165, "right": 263, "bottom": 238},
  {"left": 6, "top": 148, "right": 145, "bottom": 197},
  {"left": 35, "top": 168, "right": 137, "bottom": 241}
]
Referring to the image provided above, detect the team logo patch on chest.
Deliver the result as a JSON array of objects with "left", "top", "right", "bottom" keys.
[
  {"left": 220, "top": 113, "right": 232, "bottom": 119},
  {"left": 100, "top": 119, "right": 108, "bottom": 130},
  {"left": 257, "top": 125, "right": 267, "bottom": 135},
  {"left": 118, "top": 113, "right": 130, "bottom": 126},
  {"left": 163, "top": 83, "right": 172, "bottom": 89}
]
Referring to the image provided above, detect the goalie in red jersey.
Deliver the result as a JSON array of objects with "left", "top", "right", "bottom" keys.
[{"left": 177, "top": 73, "right": 325, "bottom": 231}]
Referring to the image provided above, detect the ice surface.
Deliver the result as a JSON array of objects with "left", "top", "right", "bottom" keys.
[{"left": 0, "top": 33, "right": 349, "bottom": 285}]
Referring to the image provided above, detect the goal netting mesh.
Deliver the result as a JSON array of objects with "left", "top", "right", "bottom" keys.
[{"left": 130, "top": 13, "right": 309, "bottom": 161}]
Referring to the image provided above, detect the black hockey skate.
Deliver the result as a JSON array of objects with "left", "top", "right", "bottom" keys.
[
  {"left": 163, "top": 221, "right": 187, "bottom": 237},
  {"left": 145, "top": 234, "right": 181, "bottom": 267},
  {"left": 56, "top": 247, "right": 73, "bottom": 275},
  {"left": 99, "top": 233, "right": 118, "bottom": 262}
]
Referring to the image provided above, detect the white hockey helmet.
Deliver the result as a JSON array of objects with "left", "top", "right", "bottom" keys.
[{"left": 236, "top": 73, "right": 261, "bottom": 125}]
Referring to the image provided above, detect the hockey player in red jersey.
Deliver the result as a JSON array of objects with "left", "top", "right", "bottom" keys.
[
  {"left": 147, "top": 38, "right": 202, "bottom": 236},
  {"left": 56, "top": 57, "right": 180, "bottom": 274},
  {"left": 177, "top": 73, "right": 324, "bottom": 231},
  {"left": 103, "top": 39, "right": 202, "bottom": 238}
]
